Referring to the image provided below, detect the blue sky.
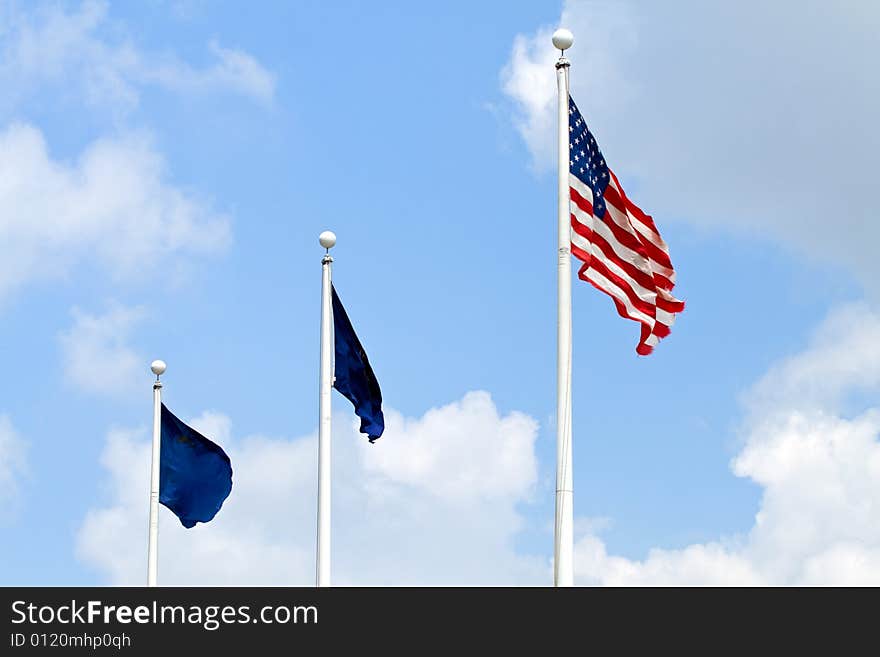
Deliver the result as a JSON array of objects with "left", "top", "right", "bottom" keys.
[{"left": 1, "top": 0, "right": 879, "bottom": 585}]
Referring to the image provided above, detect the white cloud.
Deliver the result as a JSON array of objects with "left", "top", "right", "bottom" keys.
[
  {"left": 745, "top": 303, "right": 880, "bottom": 415},
  {"left": 0, "top": 122, "right": 230, "bottom": 298},
  {"left": 574, "top": 303, "right": 880, "bottom": 585},
  {"left": 501, "top": 1, "right": 637, "bottom": 170},
  {"left": 502, "top": 0, "right": 880, "bottom": 288},
  {"left": 363, "top": 392, "right": 537, "bottom": 502},
  {"left": 58, "top": 303, "right": 146, "bottom": 397},
  {"left": 77, "top": 391, "right": 546, "bottom": 585},
  {"left": 0, "top": 414, "right": 27, "bottom": 513},
  {"left": 0, "top": 0, "right": 275, "bottom": 112},
  {"left": 141, "top": 40, "right": 275, "bottom": 103}
]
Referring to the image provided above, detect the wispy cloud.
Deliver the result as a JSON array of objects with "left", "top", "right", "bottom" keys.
[
  {"left": 0, "top": 415, "right": 27, "bottom": 515},
  {"left": 58, "top": 303, "right": 147, "bottom": 398},
  {"left": 0, "top": 0, "right": 276, "bottom": 114}
]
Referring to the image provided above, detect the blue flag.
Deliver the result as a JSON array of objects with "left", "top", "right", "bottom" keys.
[
  {"left": 160, "top": 404, "right": 233, "bottom": 528},
  {"left": 331, "top": 284, "right": 385, "bottom": 443}
]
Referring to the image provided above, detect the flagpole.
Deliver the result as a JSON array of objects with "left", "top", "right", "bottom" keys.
[
  {"left": 316, "top": 230, "right": 336, "bottom": 587},
  {"left": 147, "top": 358, "right": 166, "bottom": 587},
  {"left": 553, "top": 28, "right": 575, "bottom": 587}
]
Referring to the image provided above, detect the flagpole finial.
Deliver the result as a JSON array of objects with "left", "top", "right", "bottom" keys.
[
  {"left": 150, "top": 359, "right": 166, "bottom": 378},
  {"left": 319, "top": 230, "right": 337, "bottom": 251},
  {"left": 552, "top": 28, "right": 574, "bottom": 53}
]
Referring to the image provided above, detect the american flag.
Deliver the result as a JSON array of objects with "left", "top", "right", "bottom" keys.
[{"left": 568, "top": 95, "right": 684, "bottom": 355}]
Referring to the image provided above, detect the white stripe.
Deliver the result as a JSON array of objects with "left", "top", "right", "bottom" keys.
[
  {"left": 571, "top": 170, "right": 683, "bottom": 352},
  {"left": 576, "top": 197, "right": 677, "bottom": 285},
  {"left": 571, "top": 203, "right": 653, "bottom": 277},
  {"left": 628, "top": 211, "right": 668, "bottom": 254},
  {"left": 606, "top": 202, "right": 677, "bottom": 283},
  {"left": 577, "top": 232, "right": 657, "bottom": 306},
  {"left": 657, "top": 287, "right": 682, "bottom": 304},
  {"left": 604, "top": 177, "right": 676, "bottom": 281},
  {"left": 656, "top": 307, "right": 676, "bottom": 328},
  {"left": 597, "top": 192, "right": 636, "bottom": 240},
  {"left": 626, "top": 210, "right": 676, "bottom": 286},
  {"left": 583, "top": 267, "right": 655, "bottom": 327},
  {"left": 570, "top": 229, "right": 592, "bottom": 260},
  {"left": 607, "top": 176, "right": 667, "bottom": 250},
  {"left": 574, "top": 226, "right": 679, "bottom": 328},
  {"left": 568, "top": 174, "right": 593, "bottom": 205}
]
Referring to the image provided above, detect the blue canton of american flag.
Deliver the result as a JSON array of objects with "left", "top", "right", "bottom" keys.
[
  {"left": 569, "top": 103, "right": 610, "bottom": 217},
  {"left": 567, "top": 95, "right": 684, "bottom": 355}
]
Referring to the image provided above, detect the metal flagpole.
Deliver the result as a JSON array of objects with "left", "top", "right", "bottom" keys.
[
  {"left": 316, "top": 230, "right": 337, "bottom": 587},
  {"left": 147, "top": 358, "right": 166, "bottom": 587},
  {"left": 553, "top": 28, "right": 575, "bottom": 587}
]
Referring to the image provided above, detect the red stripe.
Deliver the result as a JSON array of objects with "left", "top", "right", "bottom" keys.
[
  {"left": 607, "top": 174, "right": 676, "bottom": 282},
  {"left": 638, "top": 227, "right": 674, "bottom": 273},
  {"left": 571, "top": 199, "right": 675, "bottom": 290},
  {"left": 579, "top": 262, "right": 649, "bottom": 326},
  {"left": 656, "top": 295, "right": 685, "bottom": 313},
  {"left": 568, "top": 163, "right": 683, "bottom": 355},
  {"left": 652, "top": 272, "right": 676, "bottom": 292},
  {"left": 609, "top": 171, "right": 662, "bottom": 236},
  {"left": 627, "top": 200, "right": 662, "bottom": 242},
  {"left": 571, "top": 216, "right": 658, "bottom": 293},
  {"left": 581, "top": 256, "right": 657, "bottom": 319},
  {"left": 600, "top": 183, "right": 674, "bottom": 270},
  {"left": 570, "top": 212, "right": 684, "bottom": 317},
  {"left": 638, "top": 323, "right": 654, "bottom": 355},
  {"left": 580, "top": 262, "right": 656, "bottom": 356},
  {"left": 570, "top": 188, "right": 651, "bottom": 263},
  {"left": 570, "top": 205, "right": 683, "bottom": 323},
  {"left": 571, "top": 243, "right": 592, "bottom": 266},
  {"left": 652, "top": 322, "right": 671, "bottom": 338}
]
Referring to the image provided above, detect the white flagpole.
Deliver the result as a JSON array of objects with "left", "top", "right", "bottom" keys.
[
  {"left": 316, "top": 230, "right": 337, "bottom": 587},
  {"left": 147, "top": 358, "right": 166, "bottom": 587},
  {"left": 552, "top": 28, "right": 575, "bottom": 587}
]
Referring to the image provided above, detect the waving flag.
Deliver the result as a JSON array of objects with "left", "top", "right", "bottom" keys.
[
  {"left": 332, "top": 284, "right": 385, "bottom": 442},
  {"left": 568, "top": 95, "right": 684, "bottom": 354},
  {"left": 160, "top": 404, "right": 233, "bottom": 528}
]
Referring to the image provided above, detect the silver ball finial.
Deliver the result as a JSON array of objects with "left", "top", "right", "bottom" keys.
[
  {"left": 318, "top": 230, "right": 337, "bottom": 250},
  {"left": 552, "top": 28, "right": 574, "bottom": 52},
  {"left": 150, "top": 360, "right": 167, "bottom": 377}
]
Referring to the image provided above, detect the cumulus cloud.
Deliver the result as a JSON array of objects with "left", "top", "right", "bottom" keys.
[
  {"left": 744, "top": 303, "right": 880, "bottom": 415},
  {"left": 0, "top": 0, "right": 275, "bottom": 112},
  {"left": 575, "top": 303, "right": 880, "bottom": 585},
  {"left": 0, "top": 415, "right": 27, "bottom": 513},
  {"left": 58, "top": 303, "right": 146, "bottom": 397},
  {"left": 502, "top": 0, "right": 880, "bottom": 288},
  {"left": 77, "top": 391, "right": 546, "bottom": 585},
  {"left": 0, "top": 122, "right": 230, "bottom": 298},
  {"left": 77, "top": 308, "right": 880, "bottom": 586}
]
